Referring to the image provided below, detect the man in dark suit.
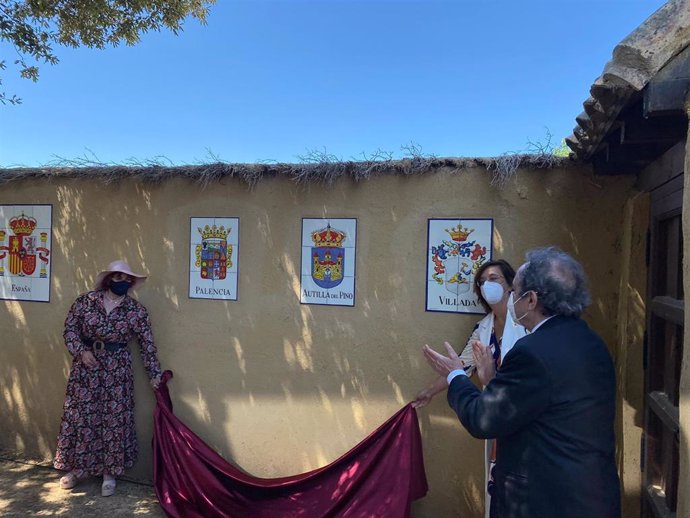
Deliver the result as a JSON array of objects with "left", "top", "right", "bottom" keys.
[{"left": 423, "top": 247, "right": 621, "bottom": 518}]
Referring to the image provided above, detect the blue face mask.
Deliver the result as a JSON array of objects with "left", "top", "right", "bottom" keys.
[{"left": 109, "top": 280, "right": 132, "bottom": 296}]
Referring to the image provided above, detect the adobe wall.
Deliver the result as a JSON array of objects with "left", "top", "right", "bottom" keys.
[{"left": 0, "top": 164, "right": 641, "bottom": 517}]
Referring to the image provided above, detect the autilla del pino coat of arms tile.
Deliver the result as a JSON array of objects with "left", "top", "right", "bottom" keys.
[
  {"left": 189, "top": 217, "right": 239, "bottom": 300},
  {"left": 426, "top": 218, "right": 493, "bottom": 314},
  {"left": 300, "top": 218, "right": 357, "bottom": 307},
  {"left": 0, "top": 205, "right": 52, "bottom": 302}
]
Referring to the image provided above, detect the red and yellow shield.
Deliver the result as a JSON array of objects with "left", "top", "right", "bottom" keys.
[{"left": 8, "top": 235, "right": 37, "bottom": 275}]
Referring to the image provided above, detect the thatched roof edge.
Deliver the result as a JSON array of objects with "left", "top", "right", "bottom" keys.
[{"left": 0, "top": 154, "right": 573, "bottom": 188}]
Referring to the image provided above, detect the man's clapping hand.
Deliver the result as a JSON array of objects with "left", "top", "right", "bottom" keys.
[
  {"left": 422, "top": 341, "right": 465, "bottom": 377},
  {"left": 471, "top": 340, "right": 496, "bottom": 386}
]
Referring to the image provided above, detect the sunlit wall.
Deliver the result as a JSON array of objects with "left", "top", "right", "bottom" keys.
[{"left": 0, "top": 164, "right": 644, "bottom": 517}]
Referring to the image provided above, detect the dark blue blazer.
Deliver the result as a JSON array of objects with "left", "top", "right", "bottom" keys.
[{"left": 447, "top": 315, "right": 621, "bottom": 518}]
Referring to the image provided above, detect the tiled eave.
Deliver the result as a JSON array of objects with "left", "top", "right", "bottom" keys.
[{"left": 567, "top": 0, "right": 690, "bottom": 161}]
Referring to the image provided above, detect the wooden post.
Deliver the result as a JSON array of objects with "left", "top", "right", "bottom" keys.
[{"left": 678, "top": 94, "right": 690, "bottom": 518}]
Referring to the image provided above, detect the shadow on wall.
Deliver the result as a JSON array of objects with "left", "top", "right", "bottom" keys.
[
  {"left": 0, "top": 306, "right": 68, "bottom": 461},
  {"left": 0, "top": 185, "right": 110, "bottom": 465},
  {"left": 0, "top": 184, "right": 123, "bottom": 467},
  {"left": 0, "top": 169, "right": 639, "bottom": 518}
]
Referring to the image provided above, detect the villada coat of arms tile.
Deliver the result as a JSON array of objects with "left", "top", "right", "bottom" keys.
[{"left": 426, "top": 218, "right": 493, "bottom": 314}]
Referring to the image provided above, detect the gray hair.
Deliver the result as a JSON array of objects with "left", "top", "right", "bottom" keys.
[{"left": 517, "top": 247, "right": 591, "bottom": 317}]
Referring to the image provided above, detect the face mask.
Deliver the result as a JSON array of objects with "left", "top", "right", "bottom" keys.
[
  {"left": 480, "top": 281, "right": 504, "bottom": 305},
  {"left": 109, "top": 280, "right": 132, "bottom": 296},
  {"left": 507, "top": 291, "right": 529, "bottom": 322}
]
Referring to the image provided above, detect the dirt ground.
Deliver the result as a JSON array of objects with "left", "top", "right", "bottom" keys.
[{"left": 0, "top": 456, "right": 166, "bottom": 517}]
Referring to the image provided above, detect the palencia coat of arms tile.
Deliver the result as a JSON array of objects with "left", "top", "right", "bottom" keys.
[
  {"left": 300, "top": 218, "right": 357, "bottom": 307},
  {"left": 189, "top": 217, "right": 239, "bottom": 300},
  {"left": 0, "top": 205, "right": 53, "bottom": 302},
  {"left": 426, "top": 218, "right": 493, "bottom": 314}
]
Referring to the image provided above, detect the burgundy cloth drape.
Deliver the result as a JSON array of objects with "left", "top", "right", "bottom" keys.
[{"left": 153, "top": 371, "right": 428, "bottom": 518}]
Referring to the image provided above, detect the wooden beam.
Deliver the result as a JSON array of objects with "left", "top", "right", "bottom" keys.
[
  {"left": 604, "top": 139, "right": 673, "bottom": 163},
  {"left": 648, "top": 391, "right": 680, "bottom": 433},
  {"left": 620, "top": 116, "right": 687, "bottom": 145},
  {"left": 592, "top": 154, "right": 647, "bottom": 175},
  {"left": 643, "top": 45, "right": 690, "bottom": 117},
  {"left": 637, "top": 141, "right": 686, "bottom": 191},
  {"left": 644, "top": 78, "right": 690, "bottom": 117},
  {"left": 651, "top": 296, "right": 685, "bottom": 325},
  {"left": 592, "top": 110, "right": 683, "bottom": 175}
]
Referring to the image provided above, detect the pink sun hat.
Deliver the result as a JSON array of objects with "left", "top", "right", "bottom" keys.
[{"left": 94, "top": 260, "right": 148, "bottom": 291}]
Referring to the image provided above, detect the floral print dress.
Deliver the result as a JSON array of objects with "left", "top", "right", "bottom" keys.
[{"left": 54, "top": 290, "right": 161, "bottom": 477}]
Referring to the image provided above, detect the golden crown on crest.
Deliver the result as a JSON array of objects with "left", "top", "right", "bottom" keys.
[
  {"left": 198, "top": 224, "right": 230, "bottom": 240},
  {"left": 9, "top": 213, "right": 37, "bottom": 236},
  {"left": 311, "top": 224, "right": 346, "bottom": 247},
  {"left": 446, "top": 224, "right": 473, "bottom": 242}
]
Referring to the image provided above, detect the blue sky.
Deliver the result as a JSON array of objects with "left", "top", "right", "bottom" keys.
[{"left": 0, "top": 0, "right": 668, "bottom": 166}]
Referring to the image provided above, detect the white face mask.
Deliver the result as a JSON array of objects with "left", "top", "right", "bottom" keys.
[
  {"left": 507, "top": 291, "right": 529, "bottom": 322},
  {"left": 480, "top": 281, "right": 504, "bottom": 306}
]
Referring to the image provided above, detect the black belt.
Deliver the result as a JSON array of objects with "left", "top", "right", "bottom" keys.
[{"left": 86, "top": 339, "right": 128, "bottom": 352}]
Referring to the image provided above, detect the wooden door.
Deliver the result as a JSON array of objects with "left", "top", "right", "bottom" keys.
[{"left": 642, "top": 173, "right": 683, "bottom": 518}]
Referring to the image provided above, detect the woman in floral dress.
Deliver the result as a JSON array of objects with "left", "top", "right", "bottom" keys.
[{"left": 54, "top": 260, "right": 162, "bottom": 497}]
